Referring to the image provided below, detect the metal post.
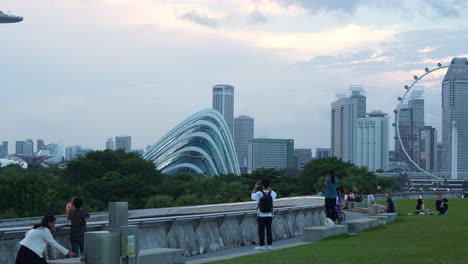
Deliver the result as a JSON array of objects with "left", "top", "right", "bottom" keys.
[{"left": 452, "top": 121, "right": 458, "bottom": 180}]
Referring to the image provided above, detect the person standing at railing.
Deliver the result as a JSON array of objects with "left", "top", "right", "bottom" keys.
[
  {"left": 67, "top": 197, "right": 89, "bottom": 257},
  {"left": 324, "top": 169, "right": 339, "bottom": 223},
  {"left": 16, "top": 215, "right": 76, "bottom": 264},
  {"left": 251, "top": 179, "right": 277, "bottom": 251}
]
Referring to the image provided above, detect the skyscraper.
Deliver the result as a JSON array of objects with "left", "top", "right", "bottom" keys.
[
  {"left": 212, "top": 84, "right": 234, "bottom": 136},
  {"left": 106, "top": 138, "right": 115, "bottom": 150},
  {"left": 441, "top": 57, "right": 468, "bottom": 179},
  {"left": 356, "top": 110, "right": 390, "bottom": 171},
  {"left": 115, "top": 136, "right": 132, "bottom": 153},
  {"left": 330, "top": 87, "right": 366, "bottom": 163},
  {"left": 37, "top": 139, "right": 45, "bottom": 152},
  {"left": 15, "top": 140, "right": 33, "bottom": 155},
  {"left": 234, "top": 115, "right": 254, "bottom": 174},
  {"left": 419, "top": 126, "right": 438, "bottom": 172},
  {"left": 0, "top": 141, "right": 7, "bottom": 158},
  {"left": 26, "top": 139, "right": 34, "bottom": 154},
  {"left": 247, "top": 138, "right": 295, "bottom": 174},
  {"left": 395, "top": 95, "right": 424, "bottom": 169}
]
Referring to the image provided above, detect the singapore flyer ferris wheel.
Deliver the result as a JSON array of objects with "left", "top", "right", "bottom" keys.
[{"left": 394, "top": 58, "right": 468, "bottom": 179}]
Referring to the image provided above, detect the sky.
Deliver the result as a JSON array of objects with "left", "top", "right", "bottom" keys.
[{"left": 2, "top": 0, "right": 468, "bottom": 153}]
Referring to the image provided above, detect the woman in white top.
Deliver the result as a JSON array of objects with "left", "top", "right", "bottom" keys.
[{"left": 16, "top": 215, "right": 76, "bottom": 264}]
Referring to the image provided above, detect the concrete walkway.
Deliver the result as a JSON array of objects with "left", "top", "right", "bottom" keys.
[{"left": 186, "top": 211, "right": 366, "bottom": 263}]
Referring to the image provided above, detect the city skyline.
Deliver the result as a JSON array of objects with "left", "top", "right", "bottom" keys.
[{"left": 2, "top": 1, "right": 468, "bottom": 151}]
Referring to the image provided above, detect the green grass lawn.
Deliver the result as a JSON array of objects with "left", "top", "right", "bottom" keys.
[{"left": 212, "top": 198, "right": 468, "bottom": 264}]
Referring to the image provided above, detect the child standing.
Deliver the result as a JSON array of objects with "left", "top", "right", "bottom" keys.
[{"left": 67, "top": 197, "right": 89, "bottom": 256}]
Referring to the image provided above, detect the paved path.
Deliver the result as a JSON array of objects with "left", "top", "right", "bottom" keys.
[{"left": 186, "top": 211, "right": 366, "bottom": 263}]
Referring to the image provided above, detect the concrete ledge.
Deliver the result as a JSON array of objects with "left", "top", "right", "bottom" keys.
[
  {"left": 369, "top": 215, "right": 388, "bottom": 225},
  {"left": 368, "top": 204, "right": 387, "bottom": 215},
  {"left": 344, "top": 218, "right": 380, "bottom": 233},
  {"left": 48, "top": 248, "right": 185, "bottom": 264},
  {"left": 49, "top": 258, "right": 80, "bottom": 264},
  {"left": 354, "top": 202, "right": 365, "bottom": 208},
  {"left": 379, "top": 212, "right": 398, "bottom": 223},
  {"left": 303, "top": 225, "right": 348, "bottom": 242},
  {"left": 139, "top": 248, "right": 185, "bottom": 264}
]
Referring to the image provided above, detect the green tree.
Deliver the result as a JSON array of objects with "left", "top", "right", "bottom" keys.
[{"left": 145, "top": 195, "right": 174, "bottom": 208}]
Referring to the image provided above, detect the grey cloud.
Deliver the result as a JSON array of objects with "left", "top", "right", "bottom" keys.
[
  {"left": 249, "top": 10, "right": 267, "bottom": 24},
  {"left": 179, "top": 11, "right": 218, "bottom": 27},
  {"left": 301, "top": 28, "right": 468, "bottom": 74},
  {"left": 423, "top": 0, "right": 464, "bottom": 17},
  {"left": 276, "top": 0, "right": 466, "bottom": 18},
  {"left": 276, "top": 0, "right": 389, "bottom": 14}
]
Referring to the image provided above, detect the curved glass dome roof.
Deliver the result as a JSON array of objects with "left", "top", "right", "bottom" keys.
[{"left": 143, "top": 109, "right": 240, "bottom": 176}]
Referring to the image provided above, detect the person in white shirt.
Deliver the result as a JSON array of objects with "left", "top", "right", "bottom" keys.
[
  {"left": 16, "top": 215, "right": 76, "bottom": 264},
  {"left": 251, "top": 179, "right": 277, "bottom": 251}
]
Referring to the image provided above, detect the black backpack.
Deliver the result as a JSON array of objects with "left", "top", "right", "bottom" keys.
[{"left": 258, "top": 190, "right": 273, "bottom": 213}]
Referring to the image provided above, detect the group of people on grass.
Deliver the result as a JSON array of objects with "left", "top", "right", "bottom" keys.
[
  {"left": 410, "top": 194, "right": 449, "bottom": 215},
  {"left": 15, "top": 197, "right": 89, "bottom": 264}
]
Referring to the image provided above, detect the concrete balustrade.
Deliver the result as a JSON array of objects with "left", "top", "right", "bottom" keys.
[{"left": 0, "top": 197, "right": 325, "bottom": 263}]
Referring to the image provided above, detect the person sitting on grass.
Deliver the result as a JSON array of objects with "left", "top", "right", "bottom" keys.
[
  {"left": 442, "top": 198, "right": 448, "bottom": 214},
  {"left": 425, "top": 200, "right": 447, "bottom": 215},
  {"left": 409, "top": 195, "right": 425, "bottom": 215}
]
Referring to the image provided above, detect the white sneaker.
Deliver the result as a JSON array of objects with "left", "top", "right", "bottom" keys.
[
  {"left": 254, "top": 246, "right": 266, "bottom": 251},
  {"left": 266, "top": 245, "right": 273, "bottom": 251}
]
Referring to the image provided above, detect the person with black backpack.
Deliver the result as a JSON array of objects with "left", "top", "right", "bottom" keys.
[{"left": 251, "top": 179, "right": 277, "bottom": 251}]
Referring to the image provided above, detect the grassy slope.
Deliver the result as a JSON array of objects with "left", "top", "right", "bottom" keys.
[{"left": 212, "top": 198, "right": 468, "bottom": 264}]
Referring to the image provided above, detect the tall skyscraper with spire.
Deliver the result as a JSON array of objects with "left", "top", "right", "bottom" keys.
[
  {"left": 212, "top": 84, "right": 234, "bottom": 136},
  {"left": 441, "top": 57, "right": 468, "bottom": 179}
]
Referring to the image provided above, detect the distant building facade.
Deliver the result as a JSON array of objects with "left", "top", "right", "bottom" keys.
[
  {"left": 395, "top": 96, "right": 424, "bottom": 170},
  {"left": 234, "top": 115, "right": 254, "bottom": 174},
  {"left": 106, "top": 138, "right": 115, "bottom": 150},
  {"left": 0, "top": 141, "right": 7, "bottom": 158},
  {"left": 356, "top": 111, "right": 390, "bottom": 171},
  {"left": 212, "top": 84, "right": 234, "bottom": 136},
  {"left": 37, "top": 139, "right": 45, "bottom": 152},
  {"left": 315, "top": 148, "right": 331, "bottom": 159},
  {"left": 419, "top": 126, "right": 438, "bottom": 172},
  {"left": 248, "top": 138, "right": 295, "bottom": 174},
  {"left": 330, "top": 88, "right": 366, "bottom": 163},
  {"left": 66, "top": 145, "right": 82, "bottom": 161},
  {"left": 115, "top": 136, "right": 131, "bottom": 153},
  {"left": 15, "top": 140, "right": 33, "bottom": 155},
  {"left": 294, "top": 148, "right": 312, "bottom": 171}
]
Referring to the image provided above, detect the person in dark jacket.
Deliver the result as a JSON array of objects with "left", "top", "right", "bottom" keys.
[{"left": 67, "top": 197, "right": 89, "bottom": 256}]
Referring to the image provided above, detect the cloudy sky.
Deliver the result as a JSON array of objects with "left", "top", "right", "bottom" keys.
[{"left": 2, "top": 0, "right": 468, "bottom": 153}]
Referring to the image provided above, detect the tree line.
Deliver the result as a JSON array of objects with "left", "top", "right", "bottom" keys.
[{"left": 0, "top": 150, "right": 398, "bottom": 219}]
